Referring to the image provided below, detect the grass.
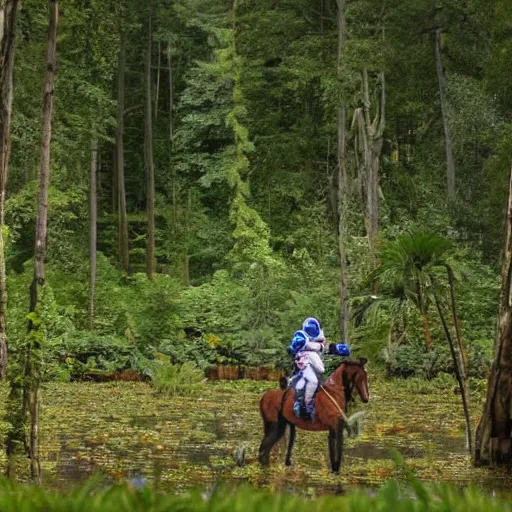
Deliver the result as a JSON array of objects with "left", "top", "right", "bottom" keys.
[{"left": 0, "top": 476, "right": 509, "bottom": 511}]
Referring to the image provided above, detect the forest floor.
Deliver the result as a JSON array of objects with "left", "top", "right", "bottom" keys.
[{"left": 0, "top": 375, "right": 511, "bottom": 496}]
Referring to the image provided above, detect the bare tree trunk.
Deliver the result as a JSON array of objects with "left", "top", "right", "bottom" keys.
[
  {"left": 167, "top": 42, "right": 173, "bottom": 142},
  {"left": 447, "top": 264, "right": 471, "bottom": 449},
  {"left": 89, "top": 138, "right": 97, "bottom": 330},
  {"left": 182, "top": 188, "right": 191, "bottom": 286},
  {"left": 155, "top": 40, "right": 160, "bottom": 120},
  {"left": 433, "top": 290, "right": 472, "bottom": 453},
  {"left": 447, "top": 264, "right": 469, "bottom": 368},
  {"left": 25, "top": 0, "right": 58, "bottom": 483},
  {"left": 112, "top": 144, "right": 117, "bottom": 214},
  {"left": 371, "top": 72, "right": 384, "bottom": 243},
  {"left": 418, "top": 313, "right": 433, "bottom": 351},
  {"left": 4, "top": 6, "right": 25, "bottom": 467},
  {"left": 474, "top": 168, "right": 512, "bottom": 466},
  {"left": 353, "top": 70, "right": 385, "bottom": 266},
  {"left": 2, "top": 0, "right": 23, "bottom": 478},
  {"left": 337, "top": 108, "right": 349, "bottom": 343},
  {"left": 145, "top": 17, "right": 156, "bottom": 279},
  {"left": 416, "top": 277, "right": 433, "bottom": 351},
  {"left": 335, "top": 0, "right": 349, "bottom": 343},
  {"left": 435, "top": 28, "right": 455, "bottom": 201},
  {"left": 27, "top": 387, "right": 40, "bottom": 482},
  {"left": 116, "top": 32, "right": 129, "bottom": 272},
  {"left": 0, "top": 0, "right": 19, "bottom": 380}
]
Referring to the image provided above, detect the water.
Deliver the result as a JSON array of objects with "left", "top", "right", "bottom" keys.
[{"left": 32, "top": 379, "right": 512, "bottom": 494}]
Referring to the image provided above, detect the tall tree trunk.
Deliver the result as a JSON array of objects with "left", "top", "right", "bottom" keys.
[
  {"left": 4, "top": 3, "right": 25, "bottom": 468},
  {"left": 26, "top": 0, "right": 58, "bottom": 483},
  {"left": 145, "top": 17, "right": 156, "bottom": 279},
  {"left": 419, "top": 313, "right": 433, "bottom": 352},
  {"left": 182, "top": 188, "right": 191, "bottom": 286},
  {"left": 433, "top": 290, "right": 472, "bottom": 453},
  {"left": 447, "top": 264, "right": 469, "bottom": 368},
  {"left": 435, "top": 28, "right": 455, "bottom": 201},
  {"left": 336, "top": 0, "right": 349, "bottom": 343},
  {"left": 0, "top": 0, "right": 19, "bottom": 380},
  {"left": 370, "top": 72, "right": 384, "bottom": 245},
  {"left": 112, "top": 144, "right": 117, "bottom": 215},
  {"left": 474, "top": 168, "right": 512, "bottom": 466},
  {"left": 116, "top": 33, "right": 129, "bottom": 273},
  {"left": 353, "top": 70, "right": 385, "bottom": 266},
  {"left": 155, "top": 40, "right": 160, "bottom": 120},
  {"left": 89, "top": 138, "right": 97, "bottom": 330},
  {"left": 416, "top": 277, "right": 433, "bottom": 351},
  {"left": 167, "top": 42, "right": 173, "bottom": 142}
]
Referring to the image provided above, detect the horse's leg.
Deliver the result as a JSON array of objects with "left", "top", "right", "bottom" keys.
[
  {"left": 334, "top": 419, "right": 345, "bottom": 474},
  {"left": 258, "top": 414, "right": 287, "bottom": 466},
  {"left": 284, "top": 424, "right": 296, "bottom": 466},
  {"left": 328, "top": 428, "right": 336, "bottom": 472},
  {"left": 263, "top": 419, "right": 273, "bottom": 438},
  {"left": 259, "top": 396, "right": 273, "bottom": 438}
]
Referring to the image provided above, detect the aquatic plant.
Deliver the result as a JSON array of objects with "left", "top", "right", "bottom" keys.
[{"left": 149, "top": 361, "right": 204, "bottom": 397}]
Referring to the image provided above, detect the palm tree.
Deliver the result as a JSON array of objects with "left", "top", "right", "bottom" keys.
[
  {"left": 368, "top": 231, "right": 472, "bottom": 452},
  {"left": 369, "top": 232, "right": 452, "bottom": 349}
]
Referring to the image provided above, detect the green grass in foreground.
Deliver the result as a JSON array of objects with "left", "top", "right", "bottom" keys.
[{"left": 0, "top": 474, "right": 508, "bottom": 512}]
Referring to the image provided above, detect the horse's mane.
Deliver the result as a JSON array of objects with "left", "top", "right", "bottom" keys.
[
  {"left": 324, "top": 359, "right": 365, "bottom": 399},
  {"left": 340, "top": 359, "right": 365, "bottom": 366}
]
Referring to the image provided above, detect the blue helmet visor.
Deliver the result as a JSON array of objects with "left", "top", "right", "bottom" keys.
[{"left": 303, "top": 317, "right": 320, "bottom": 338}]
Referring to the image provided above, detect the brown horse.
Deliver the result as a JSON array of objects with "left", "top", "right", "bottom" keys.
[{"left": 258, "top": 358, "right": 369, "bottom": 473}]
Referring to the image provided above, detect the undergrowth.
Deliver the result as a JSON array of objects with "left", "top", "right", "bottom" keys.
[
  {"left": 149, "top": 361, "right": 204, "bottom": 397},
  {"left": 0, "top": 474, "right": 508, "bottom": 512}
]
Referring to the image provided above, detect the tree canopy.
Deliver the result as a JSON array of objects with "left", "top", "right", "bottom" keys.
[{"left": 0, "top": 0, "right": 509, "bottom": 383}]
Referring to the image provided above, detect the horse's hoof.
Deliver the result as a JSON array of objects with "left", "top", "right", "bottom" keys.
[{"left": 285, "top": 460, "right": 292, "bottom": 466}]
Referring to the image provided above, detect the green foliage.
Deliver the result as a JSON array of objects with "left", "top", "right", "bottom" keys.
[
  {"left": 3, "top": 0, "right": 511, "bottom": 388},
  {"left": 370, "top": 231, "right": 452, "bottom": 304},
  {"left": 0, "top": 476, "right": 508, "bottom": 511},
  {"left": 385, "top": 343, "right": 451, "bottom": 379},
  {"left": 149, "top": 361, "right": 204, "bottom": 397}
]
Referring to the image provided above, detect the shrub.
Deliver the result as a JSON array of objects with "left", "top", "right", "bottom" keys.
[
  {"left": 149, "top": 361, "right": 204, "bottom": 397},
  {"left": 384, "top": 343, "right": 452, "bottom": 379}
]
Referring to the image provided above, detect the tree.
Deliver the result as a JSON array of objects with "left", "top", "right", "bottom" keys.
[
  {"left": 370, "top": 231, "right": 472, "bottom": 451},
  {"left": 89, "top": 137, "right": 97, "bottom": 329},
  {"left": 336, "top": 0, "right": 349, "bottom": 344},
  {"left": 434, "top": 27, "right": 456, "bottom": 201},
  {"left": 25, "top": 0, "right": 59, "bottom": 482},
  {"left": 145, "top": 16, "right": 156, "bottom": 280},
  {"left": 474, "top": 168, "right": 512, "bottom": 466},
  {"left": 352, "top": 70, "right": 385, "bottom": 265},
  {"left": 116, "top": 31, "right": 129, "bottom": 273},
  {"left": 0, "top": 0, "right": 19, "bottom": 379}
]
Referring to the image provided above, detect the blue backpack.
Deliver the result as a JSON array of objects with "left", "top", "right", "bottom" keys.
[{"left": 328, "top": 343, "right": 350, "bottom": 357}]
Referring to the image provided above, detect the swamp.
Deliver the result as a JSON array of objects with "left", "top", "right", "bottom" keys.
[{"left": 1, "top": 375, "right": 508, "bottom": 495}]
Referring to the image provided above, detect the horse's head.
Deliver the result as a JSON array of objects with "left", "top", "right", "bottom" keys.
[
  {"left": 342, "top": 358, "right": 369, "bottom": 404},
  {"left": 353, "top": 357, "right": 369, "bottom": 403}
]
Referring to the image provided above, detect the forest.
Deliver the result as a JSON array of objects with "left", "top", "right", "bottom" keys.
[{"left": 1, "top": 0, "right": 512, "bottom": 506}]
